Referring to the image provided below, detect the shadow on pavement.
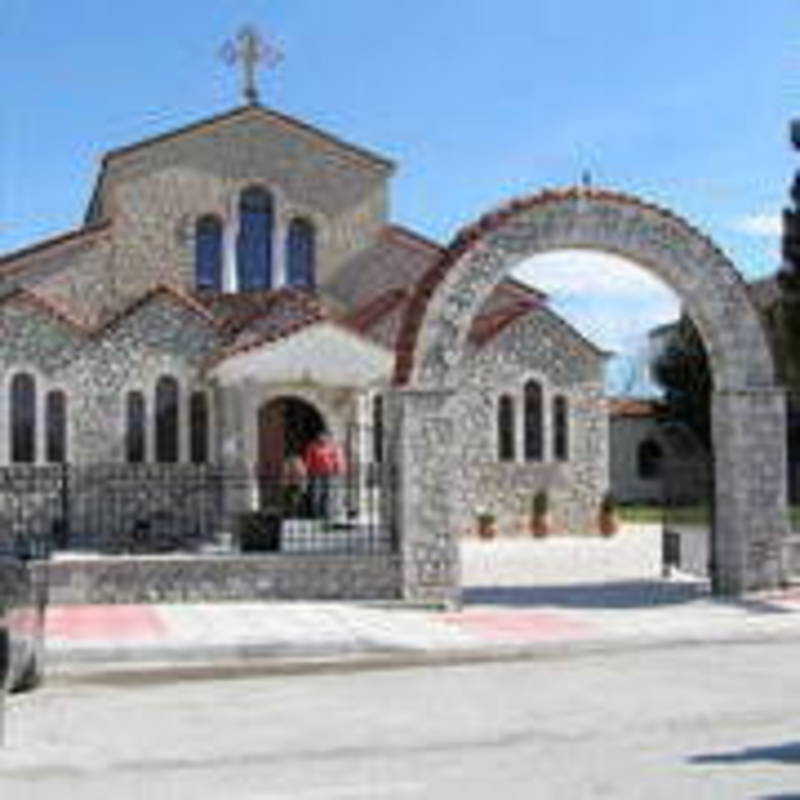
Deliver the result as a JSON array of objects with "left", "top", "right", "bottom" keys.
[
  {"left": 463, "top": 580, "right": 797, "bottom": 613},
  {"left": 689, "top": 741, "right": 800, "bottom": 765},
  {"left": 462, "top": 580, "right": 709, "bottom": 609}
]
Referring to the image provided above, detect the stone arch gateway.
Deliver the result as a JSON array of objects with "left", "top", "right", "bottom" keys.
[{"left": 388, "top": 187, "right": 789, "bottom": 602}]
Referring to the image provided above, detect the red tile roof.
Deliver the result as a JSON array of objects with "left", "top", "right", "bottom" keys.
[{"left": 607, "top": 397, "right": 666, "bottom": 418}]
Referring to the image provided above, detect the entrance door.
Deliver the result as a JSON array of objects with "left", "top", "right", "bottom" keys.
[{"left": 257, "top": 397, "right": 327, "bottom": 509}]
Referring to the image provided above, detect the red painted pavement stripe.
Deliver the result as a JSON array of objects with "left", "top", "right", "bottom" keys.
[
  {"left": 46, "top": 605, "right": 168, "bottom": 640},
  {"left": 439, "top": 611, "right": 590, "bottom": 642}
]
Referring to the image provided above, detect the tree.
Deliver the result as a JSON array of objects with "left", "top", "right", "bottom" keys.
[{"left": 650, "top": 316, "right": 712, "bottom": 450}]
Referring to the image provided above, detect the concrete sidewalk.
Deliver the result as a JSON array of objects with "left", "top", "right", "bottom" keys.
[{"left": 43, "top": 579, "right": 800, "bottom": 677}]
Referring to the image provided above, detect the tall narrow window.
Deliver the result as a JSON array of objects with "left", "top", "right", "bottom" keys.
[
  {"left": 524, "top": 380, "right": 543, "bottom": 461},
  {"left": 155, "top": 376, "right": 179, "bottom": 463},
  {"left": 236, "top": 186, "right": 273, "bottom": 291},
  {"left": 372, "top": 395, "right": 383, "bottom": 464},
  {"left": 10, "top": 373, "right": 35, "bottom": 463},
  {"left": 126, "top": 391, "right": 146, "bottom": 463},
  {"left": 195, "top": 215, "right": 223, "bottom": 291},
  {"left": 46, "top": 390, "right": 67, "bottom": 463},
  {"left": 286, "top": 218, "right": 315, "bottom": 288},
  {"left": 638, "top": 439, "right": 663, "bottom": 479},
  {"left": 497, "top": 395, "right": 515, "bottom": 461},
  {"left": 189, "top": 391, "right": 209, "bottom": 464},
  {"left": 553, "top": 395, "right": 568, "bottom": 461}
]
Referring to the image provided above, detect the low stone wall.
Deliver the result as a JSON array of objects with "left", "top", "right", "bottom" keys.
[{"left": 36, "top": 554, "right": 402, "bottom": 605}]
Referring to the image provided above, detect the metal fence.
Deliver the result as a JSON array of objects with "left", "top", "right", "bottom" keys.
[{"left": 0, "top": 462, "right": 397, "bottom": 557}]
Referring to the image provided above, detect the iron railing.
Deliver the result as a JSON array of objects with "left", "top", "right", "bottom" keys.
[{"left": 0, "top": 462, "right": 397, "bottom": 557}]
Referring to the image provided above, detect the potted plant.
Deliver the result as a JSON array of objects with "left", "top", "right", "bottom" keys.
[
  {"left": 475, "top": 509, "right": 497, "bottom": 540},
  {"left": 599, "top": 491, "right": 619, "bottom": 537},
  {"left": 236, "top": 510, "right": 282, "bottom": 552},
  {"left": 530, "top": 490, "right": 550, "bottom": 538}
]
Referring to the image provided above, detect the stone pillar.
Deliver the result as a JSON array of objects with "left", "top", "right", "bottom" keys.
[
  {"left": 712, "top": 387, "right": 789, "bottom": 593},
  {"left": 388, "top": 388, "right": 461, "bottom": 607}
]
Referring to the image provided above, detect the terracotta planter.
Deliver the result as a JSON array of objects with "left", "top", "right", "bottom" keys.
[
  {"left": 530, "top": 513, "right": 550, "bottom": 538},
  {"left": 599, "top": 512, "right": 619, "bottom": 537}
]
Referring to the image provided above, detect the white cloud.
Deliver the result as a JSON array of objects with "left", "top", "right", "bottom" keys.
[
  {"left": 511, "top": 250, "right": 680, "bottom": 352},
  {"left": 730, "top": 213, "right": 782, "bottom": 237},
  {"left": 510, "top": 250, "right": 681, "bottom": 396}
]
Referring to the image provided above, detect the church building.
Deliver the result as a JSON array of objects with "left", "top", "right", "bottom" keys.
[{"left": 0, "top": 57, "right": 610, "bottom": 554}]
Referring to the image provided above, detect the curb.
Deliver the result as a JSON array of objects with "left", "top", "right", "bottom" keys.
[{"left": 44, "top": 626, "right": 800, "bottom": 685}]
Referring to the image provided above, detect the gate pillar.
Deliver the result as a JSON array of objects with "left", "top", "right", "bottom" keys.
[
  {"left": 712, "top": 387, "right": 789, "bottom": 593},
  {"left": 386, "top": 388, "right": 461, "bottom": 606}
]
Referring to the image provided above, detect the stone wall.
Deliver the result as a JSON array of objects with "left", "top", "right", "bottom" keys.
[
  {"left": 39, "top": 554, "right": 402, "bottom": 604},
  {"left": 94, "top": 109, "right": 390, "bottom": 298},
  {"left": 609, "top": 416, "right": 664, "bottom": 504},
  {"left": 450, "top": 307, "right": 608, "bottom": 537},
  {"left": 0, "top": 295, "right": 217, "bottom": 464}
]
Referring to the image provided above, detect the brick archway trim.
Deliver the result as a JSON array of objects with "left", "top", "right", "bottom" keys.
[{"left": 393, "top": 186, "right": 751, "bottom": 386}]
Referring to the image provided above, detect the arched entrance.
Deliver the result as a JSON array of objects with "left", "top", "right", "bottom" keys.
[
  {"left": 391, "top": 187, "right": 789, "bottom": 601},
  {"left": 257, "top": 397, "right": 326, "bottom": 506}
]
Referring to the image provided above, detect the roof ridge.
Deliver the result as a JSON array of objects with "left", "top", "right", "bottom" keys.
[{"left": 0, "top": 220, "right": 112, "bottom": 275}]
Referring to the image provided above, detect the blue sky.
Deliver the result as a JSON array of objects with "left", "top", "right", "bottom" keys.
[{"left": 1, "top": 0, "right": 797, "bottom": 394}]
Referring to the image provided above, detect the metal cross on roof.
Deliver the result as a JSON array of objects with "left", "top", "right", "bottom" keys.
[{"left": 220, "top": 25, "right": 283, "bottom": 106}]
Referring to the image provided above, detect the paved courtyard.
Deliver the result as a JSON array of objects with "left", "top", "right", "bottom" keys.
[{"left": 460, "top": 523, "right": 665, "bottom": 588}]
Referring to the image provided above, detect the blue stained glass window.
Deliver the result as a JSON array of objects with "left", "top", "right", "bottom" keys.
[
  {"left": 126, "top": 391, "right": 146, "bottom": 464},
  {"left": 155, "top": 376, "right": 179, "bottom": 464},
  {"left": 286, "top": 218, "right": 315, "bottom": 288},
  {"left": 195, "top": 215, "right": 223, "bottom": 291},
  {"left": 11, "top": 373, "right": 35, "bottom": 463},
  {"left": 237, "top": 187, "right": 273, "bottom": 291},
  {"left": 46, "top": 390, "right": 67, "bottom": 463},
  {"left": 498, "top": 395, "right": 515, "bottom": 461},
  {"left": 524, "top": 380, "right": 543, "bottom": 462},
  {"left": 553, "top": 395, "right": 569, "bottom": 461}
]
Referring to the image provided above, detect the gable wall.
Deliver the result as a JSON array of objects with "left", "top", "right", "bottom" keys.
[
  {"left": 0, "top": 297, "right": 218, "bottom": 464},
  {"left": 99, "top": 114, "right": 390, "bottom": 298},
  {"left": 449, "top": 307, "right": 608, "bottom": 537}
]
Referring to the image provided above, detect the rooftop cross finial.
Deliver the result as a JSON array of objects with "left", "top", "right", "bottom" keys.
[{"left": 220, "top": 25, "right": 283, "bottom": 105}]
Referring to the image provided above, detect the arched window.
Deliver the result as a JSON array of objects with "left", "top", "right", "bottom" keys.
[
  {"left": 195, "top": 215, "right": 223, "bottom": 291},
  {"left": 10, "top": 373, "right": 35, "bottom": 463},
  {"left": 523, "top": 380, "right": 543, "bottom": 461},
  {"left": 46, "top": 390, "right": 67, "bottom": 463},
  {"left": 155, "top": 376, "right": 179, "bottom": 463},
  {"left": 189, "top": 391, "right": 209, "bottom": 464},
  {"left": 286, "top": 218, "right": 315, "bottom": 288},
  {"left": 638, "top": 439, "right": 663, "bottom": 479},
  {"left": 372, "top": 395, "right": 383, "bottom": 463},
  {"left": 236, "top": 186, "right": 273, "bottom": 291},
  {"left": 497, "top": 394, "right": 515, "bottom": 461},
  {"left": 126, "top": 391, "right": 146, "bottom": 463},
  {"left": 553, "top": 395, "right": 568, "bottom": 462}
]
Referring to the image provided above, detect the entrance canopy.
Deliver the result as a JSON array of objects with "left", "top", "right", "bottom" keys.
[{"left": 211, "top": 321, "right": 394, "bottom": 387}]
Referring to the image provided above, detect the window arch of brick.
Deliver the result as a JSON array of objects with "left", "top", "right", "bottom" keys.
[
  {"left": 286, "top": 218, "right": 316, "bottom": 288},
  {"left": 46, "top": 390, "right": 67, "bottom": 463},
  {"left": 497, "top": 394, "right": 515, "bottom": 461},
  {"left": 10, "top": 372, "right": 36, "bottom": 463},
  {"left": 126, "top": 391, "right": 146, "bottom": 463},
  {"left": 155, "top": 376, "right": 180, "bottom": 463},
  {"left": 237, "top": 186, "right": 273, "bottom": 291},
  {"left": 189, "top": 391, "right": 209, "bottom": 464},
  {"left": 195, "top": 215, "right": 223, "bottom": 291},
  {"left": 523, "top": 380, "right": 543, "bottom": 461},
  {"left": 553, "top": 395, "right": 569, "bottom": 462},
  {"left": 637, "top": 439, "right": 663, "bottom": 479}
]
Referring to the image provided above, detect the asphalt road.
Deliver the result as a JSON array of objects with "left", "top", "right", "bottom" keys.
[{"left": 2, "top": 640, "right": 800, "bottom": 799}]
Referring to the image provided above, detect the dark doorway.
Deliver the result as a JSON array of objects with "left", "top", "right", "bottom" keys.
[{"left": 257, "top": 396, "right": 326, "bottom": 487}]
